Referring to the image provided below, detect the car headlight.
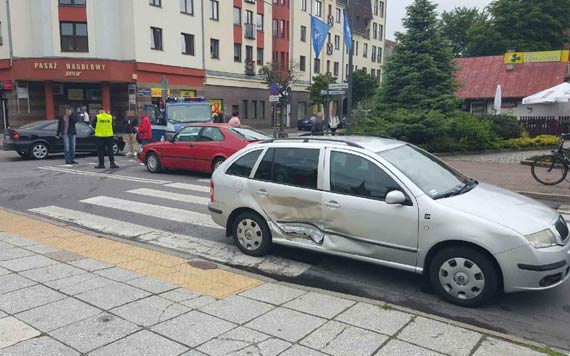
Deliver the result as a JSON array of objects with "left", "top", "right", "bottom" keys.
[{"left": 526, "top": 229, "right": 557, "bottom": 248}]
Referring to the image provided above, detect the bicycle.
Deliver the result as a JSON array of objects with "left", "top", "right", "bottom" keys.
[{"left": 531, "top": 133, "right": 570, "bottom": 185}]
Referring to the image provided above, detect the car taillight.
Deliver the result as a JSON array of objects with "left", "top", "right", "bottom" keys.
[
  {"left": 12, "top": 132, "right": 20, "bottom": 140},
  {"left": 210, "top": 181, "right": 215, "bottom": 202}
]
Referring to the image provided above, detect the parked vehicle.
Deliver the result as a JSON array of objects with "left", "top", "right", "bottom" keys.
[
  {"left": 209, "top": 136, "right": 570, "bottom": 307},
  {"left": 531, "top": 133, "right": 570, "bottom": 185},
  {"left": 138, "top": 123, "right": 271, "bottom": 174},
  {"left": 297, "top": 116, "right": 314, "bottom": 131},
  {"left": 3, "top": 121, "right": 124, "bottom": 160}
]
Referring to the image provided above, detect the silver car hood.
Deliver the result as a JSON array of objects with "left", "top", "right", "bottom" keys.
[{"left": 437, "top": 182, "right": 558, "bottom": 236}]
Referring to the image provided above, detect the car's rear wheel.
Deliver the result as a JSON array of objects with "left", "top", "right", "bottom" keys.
[
  {"left": 429, "top": 246, "right": 498, "bottom": 307},
  {"left": 211, "top": 157, "right": 225, "bottom": 172},
  {"left": 145, "top": 152, "right": 162, "bottom": 173},
  {"left": 30, "top": 142, "right": 49, "bottom": 160},
  {"left": 112, "top": 142, "right": 120, "bottom": 156},
  {"left": 232, "top": 212, "right": 272, "bottom": 257}
]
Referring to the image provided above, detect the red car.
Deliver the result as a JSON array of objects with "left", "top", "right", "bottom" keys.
[{"left": 139, "top": 124, "right": 271, "bottom": 174}]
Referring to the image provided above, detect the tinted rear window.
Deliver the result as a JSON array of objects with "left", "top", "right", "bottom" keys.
[
  {"left": 254, "top": 148, "right": 319, "bottom": 189},
  {"left": 226, "top": 150, "right": 262, "bottom": 177}
]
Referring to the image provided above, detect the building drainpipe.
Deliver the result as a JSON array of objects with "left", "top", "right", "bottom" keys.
[
  {"left": 6, "top": 0, "right": 14, "bottom": 67},
  {"left": 200, "top": 0, "right": 206, "bottom": 90}
]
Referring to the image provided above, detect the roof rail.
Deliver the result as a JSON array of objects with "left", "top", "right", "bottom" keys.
[{"left": 259, "top": 137, "right": 364, "bottom": 148}]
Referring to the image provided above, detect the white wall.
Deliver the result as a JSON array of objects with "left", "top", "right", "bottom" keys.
[{"left": 0, "top": 0, "right": 9, "bottom": 60}]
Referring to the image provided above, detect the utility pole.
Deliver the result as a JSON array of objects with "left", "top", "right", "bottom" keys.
[
  {"left": 346, "top": 0, "right": 355, "bottom": 135},
  {"left": 272, "top": 21, "right": 278, "bottom": 139}
]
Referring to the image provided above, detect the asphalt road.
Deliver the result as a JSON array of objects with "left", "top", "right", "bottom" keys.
[{"left": 0, "top": 149, "right": 569, "bottom": 351}]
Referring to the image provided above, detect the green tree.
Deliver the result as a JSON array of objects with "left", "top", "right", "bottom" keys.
[
  {"left": 466, "top": 0, "right": 570, "bottom": 56},
  {"left": 440, "top": 7, "right": 486, "bottom": 57},
  {"left": 307, "top": 73, "right": 337, "bottom": 106},
  {"left": 376, "top": 0, "right": 459, "bottom": 114},
  {"left": 352, "top": 69, "right": 378, "bottom": 106}
]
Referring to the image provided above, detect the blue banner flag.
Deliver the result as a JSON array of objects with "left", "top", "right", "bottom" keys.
[
  {"left": 343, "top": 10, "right": 353, "bottom": 51},
  {"left": 311, "top": 16, "right": 331, "bottom": 59}
]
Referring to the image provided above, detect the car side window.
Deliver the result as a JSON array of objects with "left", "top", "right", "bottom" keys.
[
  {"left": 75, "top": 122, "right": 92, "bottom": 135},
  {"left": 254, "top": 148, "right": 319, "bottom": 189},
  {"left": 330, "top": 151, "right": 400, "bottom": 200},
  {"left": 175, "top": 127, "right": 202, "bottom": 142},
  {"left": 198, "top": 127, "right": 224, "bottom": 142},
  {"left": 41, "top": 122, "right": 57, "bottom": 132},
  {"left": 226, "top": 150, "right": 262, "bottom": 177}
]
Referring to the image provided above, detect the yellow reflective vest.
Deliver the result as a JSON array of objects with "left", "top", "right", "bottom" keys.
[{"left": 94, "top": 113, "right": 114, "bottom": 137}]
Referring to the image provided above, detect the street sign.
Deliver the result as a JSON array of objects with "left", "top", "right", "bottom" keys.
[
  {"left": 328, "top": 83, "right": 348, "bottom": 90},
  {"left": 270, "top": 83, "right": 279, "bottom": 95},
  {"left": 138, "top": 88, "right": 151, "bottom": 97},
  {"left": 269, "top": 95, "right": 280, "bottom": 103},
  {"left": 320, "top": 90, "right": 329, "bottom": 95},
  {"left": 328, "top": 90, "right": 346, "bottom": 95}
]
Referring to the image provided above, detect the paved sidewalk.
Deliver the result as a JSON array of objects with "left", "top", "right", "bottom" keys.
[{"left": 0, "top": 211, "right": 560, "bottom": 356}]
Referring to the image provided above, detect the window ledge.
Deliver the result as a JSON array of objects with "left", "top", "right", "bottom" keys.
[
  {"left": 181, "top": 11, "right": 194, "bottom": 16},
  {"left": 182, "top": 52, "right": 195, "bottom": 56},
  {"left": 58, "top": 4, "right": 86, "bottom": 7},
  {"left": 151, "top": 48, "right": 164, "bottom": 51}
]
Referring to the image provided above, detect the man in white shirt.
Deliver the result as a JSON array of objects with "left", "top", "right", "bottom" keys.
[{"left": 80, "top": 106, "right": 90, "bottom": 123}]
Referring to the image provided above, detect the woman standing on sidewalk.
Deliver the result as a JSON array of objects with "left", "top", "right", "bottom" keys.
[
  {"left": 56, "top": 105, "right": 78, "bottom": 165},
  {"left": 137, "top": 112, "right": 153, "bottom": 147}
]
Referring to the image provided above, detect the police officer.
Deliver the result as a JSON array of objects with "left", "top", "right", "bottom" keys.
[{"left": 91, "top": 107, "right": 119, "bottom": 169}]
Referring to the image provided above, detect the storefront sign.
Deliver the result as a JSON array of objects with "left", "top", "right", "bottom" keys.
[
  {"left": 504, "top": 50, "right": 570, "bottom": 64},
  {"left": 2, "top": 81, "right": 13, "bottom": 90},
  {"left": 17, "top": 86, "right": 29, "bottom": 99},
  {"left": 67, "top": 89, "right": 84, "bottom": 101},
  {"left": 33, "top": 61, "right": 108, "bottom": 78},
  {"left": 180, "top": 89, "right": 196, "bottom": 98},
  {"left": 151, "top": 88, "right": 163, "bottom": 98},
  {"left": 210, "top": 99, "right": 223, "bottom": 115},
  {"left": 129, "top": 94, "right": 136, "bottom": 105},
  {"left": 137, "top": 88, "right": 151, "bottom": 97}
]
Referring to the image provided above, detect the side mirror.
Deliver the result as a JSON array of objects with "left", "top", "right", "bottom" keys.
[
  {"left": 165, "top": 133, "right": 175, "bottom": 142},
  {"left": 385, "top": 190, "right": 407, "bottom": 205}
]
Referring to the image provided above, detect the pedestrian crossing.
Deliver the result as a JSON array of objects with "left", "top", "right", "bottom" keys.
[{"left": 29, "top": 170, "right": 311, "bottom": 278}]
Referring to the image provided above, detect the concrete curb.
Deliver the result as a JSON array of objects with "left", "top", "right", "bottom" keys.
[{"left": 518, "top": 191, "right": 570, "bottom": 203}]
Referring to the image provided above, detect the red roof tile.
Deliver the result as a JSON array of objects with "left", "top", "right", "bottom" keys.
[{"left": 455, "top": 56, "right": 569, "bottom": 99}]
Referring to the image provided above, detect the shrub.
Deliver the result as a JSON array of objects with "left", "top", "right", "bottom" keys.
[
  {"left": 479, "top": 114, "right": 523, "bottom": 140},
  {"left": 502, "top": 134, "right": 560, "bottom": 148}
]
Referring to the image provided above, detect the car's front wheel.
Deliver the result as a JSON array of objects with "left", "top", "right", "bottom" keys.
[
  {"left": 145, "top": 152, "right": 162, "bottom": 173},
  {"left": 211, "top": 157, "right": 225, "bottom": 172},
  {"left": 112, "top": 142, "right": 120, "bottom": 156},
  {"left": 429, "top": 246, "right": 498, "bottom": 307},
  {"left": 232, "top": 212, "right": 272, "bottom": 257},
  {"left": 30, "top": 142, "right": 49, "bottom": 160}
]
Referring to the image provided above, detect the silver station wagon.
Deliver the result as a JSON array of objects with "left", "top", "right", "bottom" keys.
[{"left": 208, "top": 137, "right": 570, "bottom": 306}]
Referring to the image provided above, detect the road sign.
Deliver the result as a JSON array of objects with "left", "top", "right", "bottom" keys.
[
  {"left": 269, "top": 95, "right": 280, "bottom": 103},
  {"left": 328, "top": 90, "right": 346, "bottom": 95},
  {"left": 320, "top": 90, "right": 329, "bottom": 95},
  {"left": 270, "top": 83, "right": 279, "bottom": 95},
  {"left": 328, "top": 83, "right": 348, "bottom": 90}
]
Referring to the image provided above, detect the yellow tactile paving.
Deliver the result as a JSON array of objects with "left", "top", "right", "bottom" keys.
[{"left": 0, "top": 210, "right": 263, "bottom": 299}]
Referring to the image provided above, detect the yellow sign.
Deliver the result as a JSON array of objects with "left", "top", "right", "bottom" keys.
[
  {"left": 210, "top": 99, "right": 223, "bottom": 115},
  {"left": 504, "top": 50, "right": 570, "bottom": 64},
  {"left": 180, "top": 89, "right": 196, "bottom": 98},
  {"left": 151, "top": 88, "right": 170, "bottom": 98}
]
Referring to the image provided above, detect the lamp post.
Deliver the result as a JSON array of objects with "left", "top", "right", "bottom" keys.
[{"left": 346, "top": 0, "right": 355, "bottom": 135}]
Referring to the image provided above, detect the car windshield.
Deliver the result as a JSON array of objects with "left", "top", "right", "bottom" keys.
[
  {"left": 379, "top": 145, "right": 475, "bottom": 199},
  {"left": 228, "top": 127, "right": 271, "bottom": 141},
  {"left": 167, "top": 105, "right": 211, "bottom": 124}
]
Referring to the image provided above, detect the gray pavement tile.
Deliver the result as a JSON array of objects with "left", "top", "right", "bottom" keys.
[
  {"left": 398, "top": 317, "right": 483, "bottom": 356},
  {"left": 24, "top": 244, "right": 62, "bottom": 254},
  {"left": 180, "top": 295, "right": 217, "bottom": 309},
  {"left": 0, "top": 335, "right": 79, "bottom": 356},
  {"left": 69, "top": 258, "right": 114, "bottom": 271},
  {"left": 472, "top": 337, "right": 547, "bottom": 356},
  {"left": 46, "top": 273, "right": 117, "bottom": 295},
  {"left": 0, "top": 241, "right": 15, "bottom": 250},
  {"left": 0, "top": 311, "right": 6, "bottom": 319},
  {"left": 126, "top": 276, "right": 178, "bottom": 294},
  {"left": 0, "top": 273, "right": 36, "bottom": 294},
  {"left": 151, "top": 310, "right": 236, "bottom": 348},
  {"left": 75, "top": 283, "right": 150, "bottom": 310},
  {"left": 50, "top": 313, "right": 141, "bottom": 353},
  {"left": 89, "top": 330, "right": 188, "bottom": 356},
  {"left": 0, "top": 248, "right": 34, "bottom": 262},
  {"left": 374, "top": 340, "right": 445, "bottom": 356},
  {"left": 20, "top": 263, "right": 85, "bottom": 283},
  {"left": 0, "top": 267, "right": 10, "bottom": 276},
  {"left": 0, "top": 285, "right": 66, "bottom": 314},
  {"left": 199, "top": 295, "right": 274, "bottom": 324},
  {"left": 95, "top": 267, "right": 144, "bottom": 282},
  {"left": 335, "top": 303, "right": 412, "bottom": 336},
  {"left": 240, "top": 283, "right": 306, "bottom": 305},
  {"left": 180, "top": 351, "right": 209, "bottom": 356},
  {"left": 43, "top": 250, "right": 84, "bottom": 263},
  {"left": 0, "top": 236, "right": 38, "bottom": 247},
  {"left": 283, "top": 292, "right": 355, "bottom": 319},
  {"left": 246, "top": 307, "right": 326, "bottom": 343},
  {"left": 0, "top": 255, "right": 59, "bottom": 272},
  {"left": 198, "top": 326, "right": 290, "bottom": 356},
  {"left": 111, "top": 296, "right": 190, "bottom": 327},
  {"left": 301, "top": 320, "right": 387, "bottom": 356},
  {"left": 279, "top": 345, "right": 329, "bottom": 356},
  {"left": 0, "top": 316, "right": 41, "bottom": 348},
  {"left": 160, "top": 288, "right": 201, "bottom": 303},
  {"left": 16, "top": 297, "right": 101, "bottom": 332}
]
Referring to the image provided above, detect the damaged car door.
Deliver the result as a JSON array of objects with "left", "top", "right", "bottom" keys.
[{"left": 249, "top": 147, "right": 325, "bottom": 243}]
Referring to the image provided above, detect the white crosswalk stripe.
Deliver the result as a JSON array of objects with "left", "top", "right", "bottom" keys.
[
  {"left": 127, "top": 188, "right": 210, "bottom": 206},
  {"left": 39, "top": 166, "right": 172, "bottom": 185},
  {"left": 164, "top": 182, "right": 210, "bottom": 193},
  {"left": 80, "top": 196, "right": 221, "bottom": 229}
]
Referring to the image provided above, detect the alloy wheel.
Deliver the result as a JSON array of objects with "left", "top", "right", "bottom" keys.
[{"left": 32, "top": 144, "right": 48, "bottom": 159}]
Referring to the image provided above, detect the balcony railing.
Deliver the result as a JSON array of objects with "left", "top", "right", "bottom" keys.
[{"left": 244, "top": 23, "right": 256, "bottom": 40}]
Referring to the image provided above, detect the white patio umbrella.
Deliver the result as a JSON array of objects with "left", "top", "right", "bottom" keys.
[
  {"left": 522, "top": 82, "right": 570, "bottom": 105},
  {"left": 493, "top": 84, "right": 502, "bottom": 114}
]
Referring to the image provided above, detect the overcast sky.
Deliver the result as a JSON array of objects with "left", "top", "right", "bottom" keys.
[{"left": 386, "top": 0, "right": 494, "bottom": 40}]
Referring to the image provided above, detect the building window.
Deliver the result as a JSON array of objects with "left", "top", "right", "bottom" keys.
[
  {"left": 180, "top": 0, "right": 193, "bottom": 15},
  {"left": 334, "top": 35, "right": 340, "bottom": 50},
  {"left": 59, "top": 0, "right": 86, "bottom": 5},
  {"left": 0, "top": 21, "right": 3, "bottom": 46},
  {"left": 272, "top": 19, "right": 278, "bottom": 37},
  {"left": 373, "top": 0, "right": 378, "bottom": 15},
  {"left": 234, "top": 7, "right": 241, "bottom": 26},
  {"left": 242, "top": 100, "right": 248, "bottom": 119},
  {"left": 257, "top": 14, "right": 264, "bottom": 31},
  {"left": 257, "top": 48, "right": 264, "bottom": 65},
  {"left": 363, "top": 43, "right": 368, "bottom": 58},
  {"left": 149, "top": 0, "right": 161, "bottom": 7},
  {"left": 234, "top": 43, "right": 242, "bottom": 62},
  {"left": 150, "top": 26, "right": 162, "bottom": 50},
  {"left": 378, "top": 47, "right": 383, "bottom": 63},
  {"left": 379, "top": 1, "right": 384, "bottom": 17},
  {"left": 301, "top": 0, "right": 307, "bottom": 11},
  {"left": 326, "top": 60, "right": 330, "bottom": 74},
  {"left": 280, "top": 52, "right": 285, "bottom": 68},
  {"left": 300, "top": 56, "right": 306, "bottom": 71},
  {"left": 355, "top": 41, "right": 358, "bottom": 56},
  {"left": 280, "top": 20, "right": 285, "bottom": 38},
  {"left": 252, "top": 101, "right": 258, "bottom": 119},
  {"left": 371, "top": 69, "right": 376, "bottom": 78},
  {"left": 211, "top": 38, "right": 219, "bottom": 58},
  {"left": 371, "top": 46, "right": 376, "bottom": 62},
  {"left": 246, "top": 45, "right": 253, "bottom": 61},
  {"left": 260, "top": 101, "right": 265, "bottom": 119},
  {"left": 300, "top": 26, "right": 307, "bottom": 42},
  {"left": 60, "top": 22, "right": 88, "bottom": 52},
  {"left": 210, "top": 0, "right": 219, "bottom": 20},
  {"left": 336, "top": 8, "right": 341, "bottom": 23},
  {"left": 314, "top": 0, "right": 322, "bottom": 17},
  {"left": 314, "top": 58, "right": 321, "bottom": 73},
  {"left": 333, "top": 61, "right": 339, "bottom": 76},
  {"left": 181, "top": 33, "right": 195, "bottom": 55},
  {"left": 373, "top": 23, "right": 377, "bottom": 40}
]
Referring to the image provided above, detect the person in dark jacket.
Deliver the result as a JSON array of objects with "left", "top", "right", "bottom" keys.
[
  {"left": 56, "top": 105, "right": 78, "bottom": 164},
  {"left": 311, "top": 112, "right": 325, "bottom": 135},
  {"left": 123, "top": 114, "right": 139, "bottom": 156}
]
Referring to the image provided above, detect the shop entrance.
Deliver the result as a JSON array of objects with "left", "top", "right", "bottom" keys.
[{"left": 53, "top": 82, "right": 102, "bottom": 119}]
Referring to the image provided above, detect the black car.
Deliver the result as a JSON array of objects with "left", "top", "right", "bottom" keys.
[{"left": 3, "top": 121, "right": 125, "bottom": 160}]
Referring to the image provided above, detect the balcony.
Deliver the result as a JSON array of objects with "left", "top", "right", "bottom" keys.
[
  {"left": 244, "top": 23, "right": 256, "bottom": 40},
  {"left": 245, "top": 60, "right": 256, "bottom": 76}
]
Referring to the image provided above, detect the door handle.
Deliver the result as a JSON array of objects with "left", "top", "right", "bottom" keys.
[
  {"left": 255, "top": 189, "right": 268, "bottom": 196},
  {"left": 325, "top": 200, "right": 341, "bottom": 208}
]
